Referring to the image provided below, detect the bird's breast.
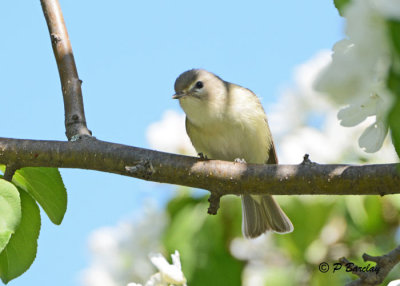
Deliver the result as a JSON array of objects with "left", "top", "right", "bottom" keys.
[{"left": 186, "top": 116, "right": 271, "bottom": 164}]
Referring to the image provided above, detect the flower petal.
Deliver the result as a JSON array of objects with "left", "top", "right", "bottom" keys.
[
  {"left": 149, "top": 252, "right": 187, "bottom": 285},
  {"left": 149, "top": 253, "right": 170, "bottom": 272},
  {"left": 387, "top": 279, "right": 400, "bottom": 286},
  {"left": 171, "top": 250, "right": 182, "bottom": 270},
  {"left": 145, "top": 273, "right": 164, "bottom": 286},
  {"left": 338, "top": 94, "right": 384, "bottom": 127},
  {"left": 359, "top": 119, "right": 388, "bottom": 152},
  {"left": 338, "top": 105, "right": 368, "bottom": 127}
]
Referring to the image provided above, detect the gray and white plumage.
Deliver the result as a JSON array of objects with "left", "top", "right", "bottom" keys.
[{"left": 173, "top": 69, "right": 293, "bottom": 238}]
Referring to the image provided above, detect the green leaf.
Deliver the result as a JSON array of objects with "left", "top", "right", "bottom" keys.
[
  {"left": 333, "top": 0, "right": 351, "bottom": 16},
  {"left": 387, "top": 21, "right": 400, "bottom": 159},
  {"left": 12, "top": 168, "right": 67, "bottom": 225},
  {"left": 388, "top": 20, "right": 400, "bottom": 56},
  {"left": 274, "top": 197, "right": 335, "bottom": 261},
  {"left": 388, "top": 98, "right": 400, "bottom": 158},
  {"left": 164, "top": 193, "right": 244, "bottom": 286},
  {"left": 0, "top": 179, "right": 21, "bottom": 253},
  {"left": 0, "top": 189, "right": 41, "bottom": 284}
]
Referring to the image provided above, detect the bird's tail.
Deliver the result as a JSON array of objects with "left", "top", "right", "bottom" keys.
[{"left": 241, "top": 194, "right": 293, "bottom": 238}]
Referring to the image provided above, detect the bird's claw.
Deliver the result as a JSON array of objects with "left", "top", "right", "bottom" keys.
[
  {"left": 198, "top": 152, "right": 208, "bottom": 160},
  {"left": 234, "top": 158, "right": 247, "bottom": 164}
]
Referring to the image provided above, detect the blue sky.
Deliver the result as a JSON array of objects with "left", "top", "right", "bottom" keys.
[{"left": 0, "top": 1, "right": 342, "bottom": 285}]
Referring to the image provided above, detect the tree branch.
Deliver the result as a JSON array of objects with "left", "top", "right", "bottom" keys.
[
  {"left": 3, "top": 164, "right": 18, "bottom": 182},
  {"left": 40, "top": 0, "right": 91, "bottom": 140},
  {"left": 0, "top": 137, "right": 399, "bottom": 197},
  {"left": 339, "top": 245, "right": 400, "bottom": 285}
]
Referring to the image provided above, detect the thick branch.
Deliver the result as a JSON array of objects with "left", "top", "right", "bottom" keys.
[
  {"left": 339, "top": 245, "right": 400, "bottom": 285},
  {"left": 0, "top": 137, "right": 399, "bottom": 196},
  {"left": 40, "top": 0, "right": 91, "bottom": 140}
]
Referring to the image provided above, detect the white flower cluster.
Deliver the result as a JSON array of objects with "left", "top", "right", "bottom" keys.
[
  {"left": 315, "top": 0, "right": 400, "bottom": 153},
  {"left": 127, "top": 251, "right": 187, "bottom": 286},
  {"left": 81, "top": 204, "right": 167, "bottom": 286},
  {"left": 268, "top": 52, "right": 397, "bottom": 164}
]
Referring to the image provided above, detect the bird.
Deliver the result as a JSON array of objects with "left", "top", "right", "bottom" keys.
[{"left": 172, "top": 69, "right": 293, "bottom": 238}]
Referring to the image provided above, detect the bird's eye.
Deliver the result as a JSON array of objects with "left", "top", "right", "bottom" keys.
[{"left": 195, "top": 81, "right": 203, "bottom": 89}]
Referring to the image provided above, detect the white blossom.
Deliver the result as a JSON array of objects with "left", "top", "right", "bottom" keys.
[
  {"left": 375, "top": 0, "right": 400, "bottom": 19},
  {"left": 266, "top": 51, "right": 397, "bottom": 164},
  {"left": 128, "top": 251, "right": 187, "bottom": 286},
  {"left": 150, "top": 251, "right": 186, "bottom": 285},
  {"left": 81, "top": 203, "right": 167, "bottom": 286},
  {"left": 388, "top": 279, "right": 400, "bottom": 286},
  {"left": 314, "top": 0, "right": 397, "bottom": 153}
]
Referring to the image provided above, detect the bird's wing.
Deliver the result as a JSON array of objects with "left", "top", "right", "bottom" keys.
[
  {"left": 266, "top": 138, "right": 278, "bottom": 164},
  {"left": 185, "top": 116, "right": 194, "bottom": 141},
  {"left": 185, "top": 116, "right": 199, "bottom": 152}
]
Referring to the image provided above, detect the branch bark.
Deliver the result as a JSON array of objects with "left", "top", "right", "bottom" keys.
[
  {"left": 0, "top": 137, "right": 399, "bottom": 197},
  {"left": 40, "top": 0, "right": 91, "bottom": 140}
]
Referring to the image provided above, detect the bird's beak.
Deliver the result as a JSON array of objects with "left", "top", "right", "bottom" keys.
[{"left": 172, "top": 92, "right": 184, "bottom": 99}]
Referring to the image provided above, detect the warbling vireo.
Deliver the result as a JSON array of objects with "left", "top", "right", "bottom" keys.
[{"left": 173, "top": 69, "right": 293, "bottom": 238}]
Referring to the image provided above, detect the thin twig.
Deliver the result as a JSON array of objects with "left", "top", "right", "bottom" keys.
[
  {"left": 40, "top": 0, "right": 91, "bottom": 140},
  {"left": 3, "top": 164, "right": 18, "bottom": 181},
  {"left": 0, "top": 137, "right": 399, "bottom": 197},
  {"left": 207, "top": 192, "right": 222, "bottom": 215},
  {"left": 339, "top": 245, "right": 400, "bottom": 285}
]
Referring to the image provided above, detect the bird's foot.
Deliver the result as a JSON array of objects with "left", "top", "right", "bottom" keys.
[
  {"left": 234, "top": 158, "right": 247, "bottom": 164},
  {"left": 300, "top": 154, "right": 317, "bottom": 166},
  {"left": 198, "top": 152, "right": 208, "bottom": 160}
]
